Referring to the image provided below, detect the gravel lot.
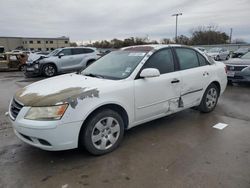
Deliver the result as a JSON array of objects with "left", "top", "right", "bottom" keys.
[{"left": 0, "top": 72, "right": 250, "bottom": 188}]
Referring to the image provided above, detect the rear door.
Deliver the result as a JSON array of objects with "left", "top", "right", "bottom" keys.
[
  {"left": 134, "top": 48, "right": 182, "bottom": 122},
  {"left": 174, "top": 47, "right": 213, "bottom": 108},
  {"left": 71, "top": 48, "right": 87, "bottom": 69}
]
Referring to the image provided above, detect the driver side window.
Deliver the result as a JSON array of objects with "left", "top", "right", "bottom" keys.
[
  {"left": 143, "top": 48, "right": 175, "bottom": 74},
  {"left": 60, "top": 49, "right": 72, "bottom": 56}
]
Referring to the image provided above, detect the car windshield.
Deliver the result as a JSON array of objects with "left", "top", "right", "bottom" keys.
[
  {"left": 208, "top": 48, "right": 221, "bottom": 53},
  {"left": 47, "top": 49, "right": 60, "bottom": 57},
  {"left": 240, "top": 52, "right": 250, "bottom": 59},
  {"left": 82, "top": 51, "right": 147, "bottom": 80}
]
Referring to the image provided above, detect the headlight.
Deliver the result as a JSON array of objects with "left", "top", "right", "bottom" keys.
[
  {"left": 243, "top": 66, "right": 250, "bottom": 72},
  {"left": 24, "top": 104, "right": 68, "bottom": 120},
  {"left": 34, "top": 63, "right": 39, "bottom": 69}
]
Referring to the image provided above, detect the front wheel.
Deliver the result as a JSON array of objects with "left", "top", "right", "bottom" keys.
[
  {"left": 199, "top": 84, "right": 219, "bottom": 113},
  {"left": 81, "top": 109, "right": 124, "bottom": 155},
  {"left": 42, "top": 64, "right": 56, "bottom": 77}
]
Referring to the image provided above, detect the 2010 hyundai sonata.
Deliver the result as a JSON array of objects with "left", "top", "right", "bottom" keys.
[{"left": 8, "top": 45, "right": 227, "bottom": 155}]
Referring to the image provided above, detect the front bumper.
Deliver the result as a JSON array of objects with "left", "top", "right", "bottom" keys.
[
  {"left": 24, "top": 63, "right": 41, "bottom": 76},
  {"left": 8, "top": 106, "right": 83, "bottom": 151}
]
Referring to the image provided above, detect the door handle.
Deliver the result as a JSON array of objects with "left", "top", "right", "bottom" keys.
[{"left": 171, "top": 79, "right": 180, "bottom": 84}]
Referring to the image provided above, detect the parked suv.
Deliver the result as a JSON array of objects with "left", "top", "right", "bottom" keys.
[
  {"left": 25, "top": 47, "right": 100, "bottom": 77},
  {"left": 8, "top": 45, "right": 227, "bottom": 155}
]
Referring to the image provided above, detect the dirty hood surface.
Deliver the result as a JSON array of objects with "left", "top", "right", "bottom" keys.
[{"left": 15, "top": 73, "right": 113, "bottom": 108}]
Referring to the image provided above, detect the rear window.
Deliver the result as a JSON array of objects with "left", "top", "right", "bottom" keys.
[{"left": 72, "top": 48, "right": 94, "bottom": 55}]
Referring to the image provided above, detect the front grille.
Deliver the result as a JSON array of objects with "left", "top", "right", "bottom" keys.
[
  {"left": 233, "top": 76, "right": 244, "bottom": 80},
  {"left": 227, "top": 65, "right": 247, "bottom": 71},
  {"left": 10, "top": 99, "right": 23, "bottom": 120}
]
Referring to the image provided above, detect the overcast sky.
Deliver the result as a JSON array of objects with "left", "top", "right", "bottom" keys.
[{"left": 0, "top": 0, "right": 249, "bottom": 43}]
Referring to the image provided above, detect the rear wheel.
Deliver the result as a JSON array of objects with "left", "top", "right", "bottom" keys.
[
  {"left": 199, "top": 83, "right": 219, "bottom": 113},
  {"left": 80, "top": 109, "right": 124, "bottom": 155},
  {"left": 42, "top": 64, "right": 56, "bottom": 77}
]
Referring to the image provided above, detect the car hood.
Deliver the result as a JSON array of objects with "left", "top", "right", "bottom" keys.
[
  {"left": 14, "top": 73, "right": 116, "bottom": 108},
  {"left": 224, "top": 58, "right": 250, "bottom": 65}
]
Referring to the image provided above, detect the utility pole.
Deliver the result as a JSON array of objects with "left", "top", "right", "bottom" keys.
[
  {"left": 207, "top": 26, "right": 212, "bottom": 45},
  {"left": 229, "top": 28, "right": 233, "bottom": 43},
  {"left": 172, "top": 13, "right": 182, "bottom": 43}
]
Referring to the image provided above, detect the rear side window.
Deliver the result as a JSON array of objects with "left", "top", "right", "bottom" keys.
[
  {"left": 72, "top": 48, "right": 85, "bottom": 55},
  {"left": 197, "top": 53, "right": 208, "bottom": 66},
  {"left": 175, "top": 48, "right": 199, "bottom": 70},
  {"left": 143, "top": 49, "right": 174, "bottom": 74},
  {"left": 72, "top": 48, "right": 94, "bottom": 55},
  {"left": 83, "top": 48, "right": 94, "bottom": 54}
]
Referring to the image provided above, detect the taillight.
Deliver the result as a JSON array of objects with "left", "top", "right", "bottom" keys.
[{"left": 224, "top": 66, "right": 228, "bottom": 73}]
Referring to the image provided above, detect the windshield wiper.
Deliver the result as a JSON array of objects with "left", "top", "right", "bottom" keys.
[{"left": 84, "top": 73, "right": 104, "bottom": 78}]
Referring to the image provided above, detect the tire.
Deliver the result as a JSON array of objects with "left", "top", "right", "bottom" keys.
[
  {"left": 86, "top": 60, "right": 95, "bottom": 67},
  {"left": 215, "top": 55, "right": 220, "bottom": 61},
  {"left": 199, "top": 83, "right": 219, "bottom": 113},
  {"left": 80, "top": 109, "right": 124, "bottom": 155},
  {"left": 227, "top": 80, "right": 233, "bottom": 85},
  {"left": 19, "top": 64, "right": 26, "bottom": 72},
  {"left": 42, "top": 64, "right": 56, "bottom": 77}
]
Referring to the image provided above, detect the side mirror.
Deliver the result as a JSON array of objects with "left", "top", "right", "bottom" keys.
[
  {"left": 140, "top": 68, "right": 160, "bottom": 78},
  {"left": 58, "top": 53, "right": 64, "bottom": 58}
]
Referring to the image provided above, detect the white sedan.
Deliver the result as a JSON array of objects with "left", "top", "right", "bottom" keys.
[{"left": 8, "top": 45, "right": 227, "bottom": 155}]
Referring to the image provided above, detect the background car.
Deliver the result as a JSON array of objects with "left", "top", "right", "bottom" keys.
[
  {"left": 207, "top": 47, "right": 230, "bottom": 61},
  {"left": 224, "top": 52, "right": 250, "bottom": 83},
  {"left": 0, "top": 52, "right": 28, "bottom": 71},
  {"left": 24, "top": 47, "right": 100, "bottom": 77},
  {"left": 195, "top": 47, "right": 207, "bottom": 53},
  {"left": 231, "top": 48, "right": 249, "bottom": 58}
]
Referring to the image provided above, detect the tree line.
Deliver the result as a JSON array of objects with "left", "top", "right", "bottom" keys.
[{"left": 81, "top": 26, "right": 246, "bottom": 49}]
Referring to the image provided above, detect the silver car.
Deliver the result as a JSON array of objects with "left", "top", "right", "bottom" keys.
[
  {"left": 225, "top": 52, "right": 250, "bottom": 83},
  {"left": 207, "top": 47, "right": 230, "bottom": 61},
  {"left": 25, "top": 47, "right": 100, "bottom": 77}
]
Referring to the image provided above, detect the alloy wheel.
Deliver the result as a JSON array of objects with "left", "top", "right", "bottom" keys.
[
  {"left": 205, "top": 88, "right": 218, "bottom": 109},
  {"left": 91, "top": 117, "right": 120, "bottom": 150},
  {"left": 44, "top": 65, "right": 55, "bottom": 76}
]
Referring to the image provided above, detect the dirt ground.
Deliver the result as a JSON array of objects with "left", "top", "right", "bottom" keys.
[{"left": 0, "top": 72, "right": 250, "bottom": 188}]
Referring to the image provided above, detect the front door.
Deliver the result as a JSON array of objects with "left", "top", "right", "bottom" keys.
[{"left": 134, "top": 48, "right": 182, "bottom": 122}]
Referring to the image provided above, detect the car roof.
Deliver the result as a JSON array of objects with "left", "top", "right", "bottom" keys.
[
  {"left": 65, "top": 47, "right": 96, "bottom": 49},
  {"left": 122, "top": 44, "right": 196, "bottom": 52}
]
